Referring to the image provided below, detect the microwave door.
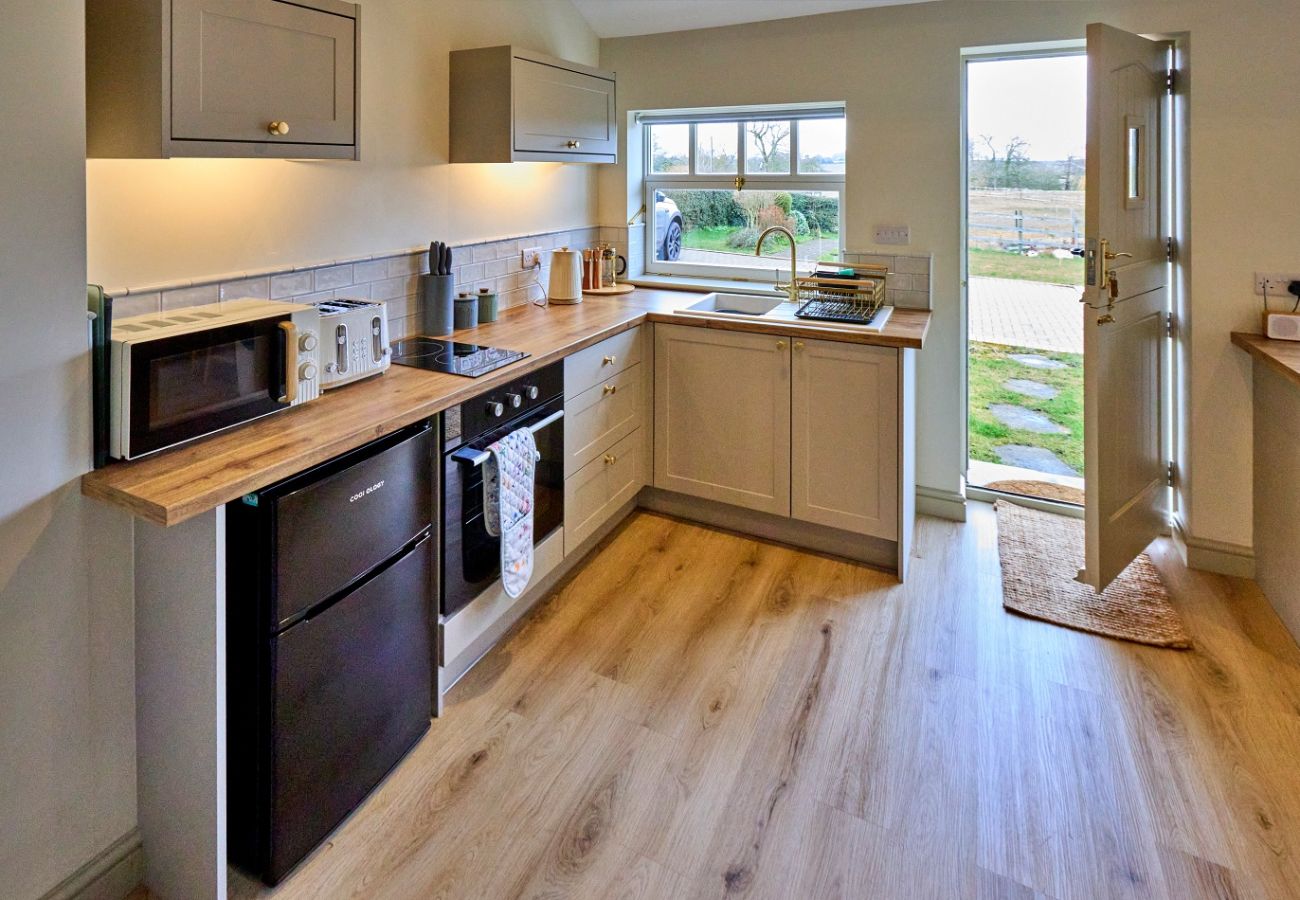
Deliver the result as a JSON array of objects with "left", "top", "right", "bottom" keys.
[{"left": 127, "top": 317, "right": 291, "bottom": 458}]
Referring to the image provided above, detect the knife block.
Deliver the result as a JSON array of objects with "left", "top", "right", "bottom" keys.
[{"left": 420, "top": 274, "right": 455, "bottom": 336}]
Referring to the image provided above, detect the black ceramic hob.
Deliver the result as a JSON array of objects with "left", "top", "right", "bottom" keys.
[{"left": 389, "top": 337, "right": 529, "bottom": 378}]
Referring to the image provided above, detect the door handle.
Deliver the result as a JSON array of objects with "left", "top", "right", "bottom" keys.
[{"left": 278, "top": 321, "right": 298, "bottom": 403}]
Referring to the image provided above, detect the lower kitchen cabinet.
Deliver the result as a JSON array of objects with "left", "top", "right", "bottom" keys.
[
  {"left": 653, "top": 324, "right": 791, "bottom": 516},
  {"left": 565, "top": 428, "right": 646, "bottom": 554},
  {"left": 791, "top": 338, "right": 898, "bottom": 539}
]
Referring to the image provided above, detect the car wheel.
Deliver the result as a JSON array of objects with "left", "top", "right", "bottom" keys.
[{"left": 662, "top": 219, "right": 683, "bottom": 261}]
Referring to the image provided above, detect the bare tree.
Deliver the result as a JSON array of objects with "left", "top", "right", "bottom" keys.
[
  {"left": 746, "top": 122, "right": 790, "bottom": 173},
  {"left": 979, "top": 134, "right": 1000, "bottom": 188},
  {"left": 1003, "top": 136, "right": 1030, "bottom": 189}
]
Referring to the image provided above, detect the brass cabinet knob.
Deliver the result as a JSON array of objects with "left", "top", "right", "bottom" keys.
[
  {"left": 776, "top": 340, "right": 787, "bottom": 350},
  {"left": 604, "top": 453, "right": 616, "bottom": 465},
  {"left": 1097, "top": 313, "right": 1116, "bottom": 325},
  {"left": 794, "top": 341, "right": 805, "bottom": 350},
  {"left": 268, "top": 121, "right": 290, "bottom": 136},
  {"left": 567, "top": 140, "right": 581, "bottom": 149},
  {"left": 603, "top": 383, "right": 617, "bottom": 396},
  {"left": 602, "top": 354, "right": 616, "bottom": 365}
]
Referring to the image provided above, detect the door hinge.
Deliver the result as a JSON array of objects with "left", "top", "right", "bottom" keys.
[
  {"left": 1167, "top": 461, "right": 1177, "bottom": 487},
  {"left": 1166, "top": 311, "right": 1176, "bottom": 339},
  {"left": 1166, "top": 68, "right": 1177, "bottom": 95},
  {"left": 1166, "top": 236, "right": 1176, "bottom": 262}
]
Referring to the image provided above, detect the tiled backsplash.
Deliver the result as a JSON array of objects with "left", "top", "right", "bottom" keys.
[
  {"left": 103, "top": 225, "right": 608, "bottom": 338},
  {"left": 840, "top": 251, "right": 933, "bottom": 310}
]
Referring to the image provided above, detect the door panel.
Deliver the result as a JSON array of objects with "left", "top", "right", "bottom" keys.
[
  {"left": 1083, "top": 23, "right": 1171, "bottom": 590},
  {"left": 513, "top": 59, "right": 616, "bottom": 156},
  {"left": 172, "top": 0, "right": 356, "bottom": 146},
  {"left": 792, "top": 339, "right": 898, "bottom": 538},
  {"left": 653, "top": 324, "right": 791, "bottom": 515}
]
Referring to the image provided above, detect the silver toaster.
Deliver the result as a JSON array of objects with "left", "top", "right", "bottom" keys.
[{"left": 313, "top": 298, "right": 391, "bottom": 388}]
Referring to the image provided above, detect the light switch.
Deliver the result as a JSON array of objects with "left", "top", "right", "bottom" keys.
[{"left": 874, "top": 224, "right": 910, "bottom": 245}]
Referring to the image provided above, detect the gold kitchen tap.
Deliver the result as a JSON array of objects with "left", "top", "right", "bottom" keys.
[{"left": 755, "top": 225, "right": 800, "bottom": 305}]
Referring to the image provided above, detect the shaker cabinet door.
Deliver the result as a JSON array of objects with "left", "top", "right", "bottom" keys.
[
  {"left": 653, "top": 324, "right": 791, "bottom": 516},
  {"left": 171, "top": 0, "right": 356, "bottom": 147},
  {"left": 791, "top": 339, "right": 898, "bottom": 539},
  {"left": 512, "top": 58, "right": 616, "bottom": 158}
]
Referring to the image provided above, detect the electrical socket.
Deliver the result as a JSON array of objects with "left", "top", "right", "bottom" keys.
[
  {"left": 1254, "top": 272, "right": 1300, "bottom": 296},
  {"left": 520, "top": 247, "right": 542, "bottom": 270},
  {"left": 874, "top": 224, "right": 910, "bottom": 246}
]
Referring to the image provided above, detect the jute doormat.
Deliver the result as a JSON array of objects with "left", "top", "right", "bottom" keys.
[
  {"left": 995, "top": 500, "right": 1191, "bottom": 649},
  {"left": 985, "top": 479, "right": 1085, "bottom": 506}
]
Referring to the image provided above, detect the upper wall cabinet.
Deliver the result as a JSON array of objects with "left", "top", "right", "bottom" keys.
[
  {"left": 87, "top": 0, "right": 359, "bottom": 160},
  {"left": 450, "top": 46, "right": 617, "bottom": 164}
]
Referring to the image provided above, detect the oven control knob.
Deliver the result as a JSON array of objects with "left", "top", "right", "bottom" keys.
[
  {"left": 505, "top": 392, "right": 523, "bottom": 409},
  {"left": 485, "top": 400, "right": 504, "bottom": 418},
  {"left": 299, "top": 332, "right": 318, "bottom": 353},
  {"left": 524, "top": 385, "right": 539, "bottom": 400},
  {"left": 299, "top": 362, "right": 318, "bottom": 381}
]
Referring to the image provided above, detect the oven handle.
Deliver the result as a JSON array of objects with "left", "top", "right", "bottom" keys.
[{"left": 451, "top": 408, "right": 564, "bottom": 467}]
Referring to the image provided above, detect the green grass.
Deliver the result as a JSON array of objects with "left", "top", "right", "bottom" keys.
[
  {"left": 968, "top": 247, "right": 1083, "bottom": 286},
  {"left": 968, "top": 341, "right": 1083, "bottom": 473},
  {"left": 681, "top": 225, "right": 839, "bottom": 254}
]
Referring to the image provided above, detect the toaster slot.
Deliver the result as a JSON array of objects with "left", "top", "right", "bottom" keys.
[{"left": 335, "top": 323, "right": 349, "bottom": 375}]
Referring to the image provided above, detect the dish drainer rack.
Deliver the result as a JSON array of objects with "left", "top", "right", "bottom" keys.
[{"left": 792, "top": 263, "right": 887, "bottom": 325}]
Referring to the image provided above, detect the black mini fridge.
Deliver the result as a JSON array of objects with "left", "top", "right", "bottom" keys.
[{"left": 226, "top": 420, "right": 436, "bottom": 885}]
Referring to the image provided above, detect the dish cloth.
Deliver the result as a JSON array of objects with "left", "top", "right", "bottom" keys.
[{"left": 483, "top": 428, "right": 539, "bottom": 598}]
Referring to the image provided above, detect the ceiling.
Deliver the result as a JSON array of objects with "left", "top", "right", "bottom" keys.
[{"left": 569, "top": 0, "right": 936, "bottom": 39}]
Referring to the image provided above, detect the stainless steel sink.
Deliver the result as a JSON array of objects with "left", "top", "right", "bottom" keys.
[{"left": 679, "top": 292, "right": 787, "bottom": 317}]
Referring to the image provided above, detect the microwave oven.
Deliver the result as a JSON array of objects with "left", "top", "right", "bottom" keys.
[{"left": 110, "top": 299, "right": 321, "bottom": 460}]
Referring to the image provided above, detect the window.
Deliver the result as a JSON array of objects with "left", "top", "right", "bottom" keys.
[{"left": 640, "top": 106, "right": 846, "bottom": 282}]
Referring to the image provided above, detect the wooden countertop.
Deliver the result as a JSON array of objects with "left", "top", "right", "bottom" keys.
[
  {"left": 82, "top": 288, "right": 931, "bottom": 526},
  {"left": 1232, "top": 331, "right": 1300, "bottom": 390}
]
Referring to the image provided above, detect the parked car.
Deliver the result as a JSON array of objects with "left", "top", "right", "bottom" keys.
[{"left": 654, "top": 190, "right": 684, "bottom": 261}]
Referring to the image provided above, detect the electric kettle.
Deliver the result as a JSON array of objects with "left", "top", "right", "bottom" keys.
[{"left": 548, "top": 247, "right": 584, "bottom": 304}]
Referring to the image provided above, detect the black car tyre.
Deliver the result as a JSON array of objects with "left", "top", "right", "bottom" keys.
[{"left": 662, "top": 219, "right": 683, "bottom": 261}]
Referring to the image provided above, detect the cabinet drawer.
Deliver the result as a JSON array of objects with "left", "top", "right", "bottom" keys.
[
  {"left": 565, "top": 327, "right": 642, "bottom": 399},
  {"left": 564, "top": 429, "right": 645, "bottom": 555},
  {"left": 564, "top": 363, "right": 644, "bottom": 478}
]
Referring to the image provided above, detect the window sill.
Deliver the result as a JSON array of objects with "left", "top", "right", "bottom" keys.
[{"left": 628, "top": 273, "right": 786, "bottom": 295}]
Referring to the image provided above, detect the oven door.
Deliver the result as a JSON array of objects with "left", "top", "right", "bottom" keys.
[
  {"left": 125, "top": 316, "right": 293, "bottom": 458},
  {"left": 442, "top": 398, "right": 564, "bottom": 617}
]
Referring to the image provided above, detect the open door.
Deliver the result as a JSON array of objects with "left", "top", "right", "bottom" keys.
[{"left": 1081, "top": 23, "right": 1172, "bottom": 591}]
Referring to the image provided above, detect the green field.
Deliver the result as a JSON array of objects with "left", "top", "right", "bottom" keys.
[
  {"left": 968, "top": 248, "right": 1084, "bottom": 286},
  {"left": 968, "top": 341, "right": 1083, "bottom": 473}
]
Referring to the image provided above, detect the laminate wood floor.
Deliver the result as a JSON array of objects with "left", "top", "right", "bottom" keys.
[{"left": 230, "top": 505, "right": 1300, "bottom": 900}]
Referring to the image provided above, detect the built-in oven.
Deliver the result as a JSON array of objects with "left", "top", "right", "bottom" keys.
[
  {"left": 109, "top": 299, "right": 321, "bottom": 460},
  {"left": 442, "top": 361, "right": 565, "bottom": 617}
]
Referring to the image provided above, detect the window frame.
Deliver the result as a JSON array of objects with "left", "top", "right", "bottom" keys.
[{"left": 643, "top": 111, "right": 846, "bottom": 283}]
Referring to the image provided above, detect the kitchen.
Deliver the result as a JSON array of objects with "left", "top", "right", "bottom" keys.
[{"left": 8, "top": 1, "right": 1300, "bottom": 899}]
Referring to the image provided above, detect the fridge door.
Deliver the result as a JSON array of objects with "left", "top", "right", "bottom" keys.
[
  {"left": 271, "top": 423, "right": 433, "bottom": 627},
  {"left": 267, "top": 534, "right": 433, "bottom": 883}
]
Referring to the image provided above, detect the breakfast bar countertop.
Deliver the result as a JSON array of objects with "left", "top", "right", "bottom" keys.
[
  {"left": 1232, "top": 331, "right": 1300, "bottom": 390},
  {"left": 82, "top": 288, "right": 931, "bottom": 526}
]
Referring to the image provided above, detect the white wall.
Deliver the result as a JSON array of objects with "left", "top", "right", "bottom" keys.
[
  {"left": 600, "top": 0, "right": 1300, "bottom": 553},
  {"left": 87, "top": 0, "right": 602, "bottom": 290},
  {"left": 0, "top": 3, "right": 137, "bottom": 898}
]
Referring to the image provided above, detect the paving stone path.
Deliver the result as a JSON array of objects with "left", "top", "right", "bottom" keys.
[
  {"left": 1003, "top": 378, "right": 1058, "bottom": 400},
  {"left": 989, "top": 403, "right": 1069, "bottom": 434},
  {"left": 995, "top": 445, "right": 1079, "bottom": 476},
  {"left": 1008, "top": 353, "right": 1069, "bottom": 370}
]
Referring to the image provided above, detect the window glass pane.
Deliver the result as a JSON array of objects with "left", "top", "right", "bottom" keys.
[
  {"left": 798, "top": 119, "right": 846, "bottom": 174},
  {"left": 1126, "top": 125, "right": 1142, "bottom": 200},
  {"left": 695, "top": 122, "right": 738, "bottom": 174},
  {"left": 744, "top": 121, "right": 791, "bottom": 174},
  {"left": 650, "top": 124, "right": 688, "bottom": 174},
  {"left": 652, "top": 188, "right": 840, "bottom": 267}
]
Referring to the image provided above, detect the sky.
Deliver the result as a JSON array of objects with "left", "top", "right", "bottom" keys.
[{"left": 967, "top": 55, "right": 1087, "bottom": 162}]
